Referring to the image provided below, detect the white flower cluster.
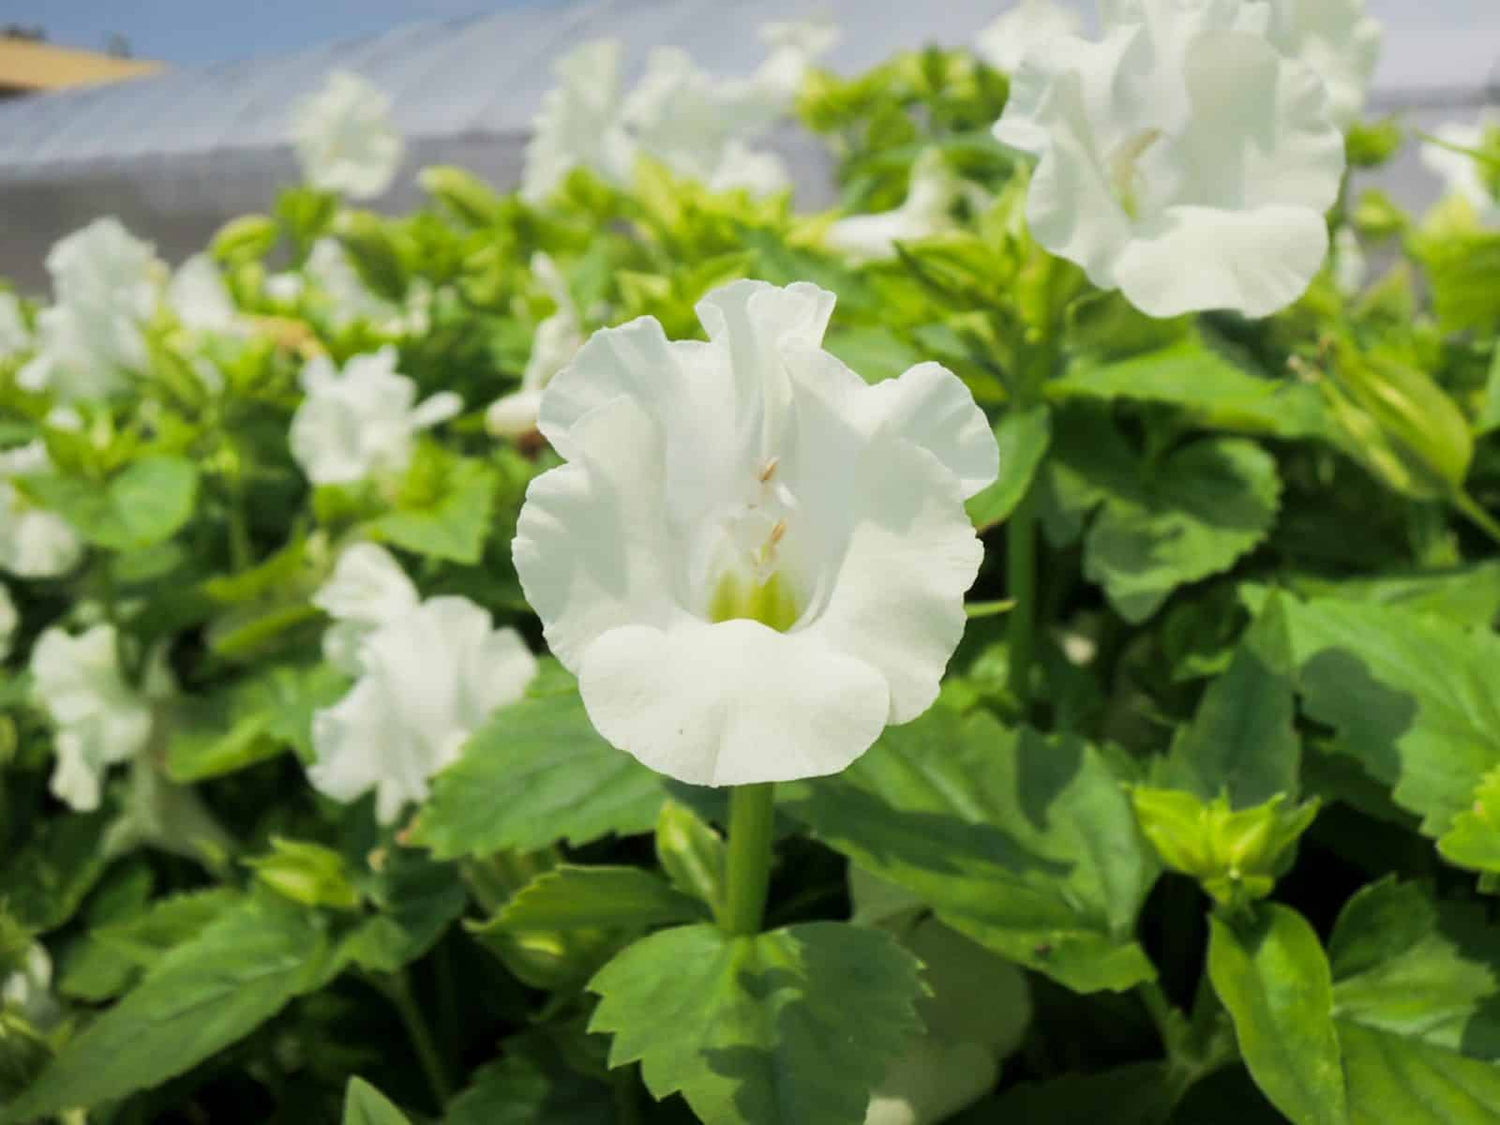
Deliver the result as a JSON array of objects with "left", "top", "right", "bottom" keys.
[
  {"left": 522, "top": 20, "right": 837, "bottom": 202},
  {"left": 0, "top": 441, "right": 83, "bottom": 580},
  {"left": 307, "top": 544, "right": 538, "bottom": 823},
  {"left": 290, "top": 70, "right": 405, "bottom": 201}
]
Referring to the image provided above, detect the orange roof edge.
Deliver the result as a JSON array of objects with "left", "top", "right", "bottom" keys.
[{"left": 0, "top": 38, "right": 163, "bottom": 92}]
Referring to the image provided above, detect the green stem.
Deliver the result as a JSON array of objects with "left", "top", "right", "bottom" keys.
[
  {"left": 1456, "top": 491, "right": 1500, "bottom": 550},
  {"left": 1006, "top": 483, "right": 1039, "bottom": 706},
  {"left": 382, "top": 970, "right": 453, "bottom": 1108},
  {"left": 722, "top": 783, "right": 776, "bottom": 936}
]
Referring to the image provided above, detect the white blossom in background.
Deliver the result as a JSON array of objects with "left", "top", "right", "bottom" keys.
[
  {"left": 975, "top": 0, "right": 1082, "bottom": 73},
  {"left": 304, "top": 238, "right": 402, "bottom": 329},
  {"left": 30, "top": 623, "right": 170, "bottom": 812},
  {"left": 17, "top": 219, "right": 161, "bottom": 401},
  {"left": 826, "top": 150, "right": 962, "bottom": 263},
  {"left": 1264, "top": 0, "right": 1382, "bottom": 131},
  {"left": 993, "top": 0, "right": 1345, "bottom": 319},
  {"left": 1420, "top": 113, "right": 1500, "bottom": 226},
  {"left": 514, "top": 281, "right": 997, "bottom": 787},
  {"left": 2, "top": 945, "right": 60, "bottom": 1031},
  {"left": 312, "top": 541, "right": 421, "bottom": 674},
  {"left": 167, "top": 253, "right": 239, "bottom": 333},
  {"left": 755, "top": 19, "right": 840, "bottom": 102},
  {"left": 487, "top": 253, "right": 584, "bottom": 439},
  {"left": 307, "top": 544, "right": 537, "bottom": 823},
  {"left": 0, "top": 442, "right": 84, "bottom": 579},
  {"left": 291, "top": 70, "right": 404, "bottom": 200},
  {"left": 522, "top": 40, "right": 637, "bottom": 203},
  {"left": 0, "top": 582, "right": 16, "bottom": 662},
  {"left": 289, "top": 346, "right": 462, "bottom": 487},
  {"left": 0, "top": 292, "right": 30, "bottom": 359},
  {"left": 1333, "top": 227, "right": 1367, "bottom": 297}
]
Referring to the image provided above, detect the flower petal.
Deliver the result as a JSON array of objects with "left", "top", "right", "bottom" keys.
[{"left": 578, "top": 619, "right": 889, "bottom": 786}]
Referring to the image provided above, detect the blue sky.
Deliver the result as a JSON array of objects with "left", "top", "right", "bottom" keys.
[{"left": 0, "top": 0, "right": 521, "bottom": 64}]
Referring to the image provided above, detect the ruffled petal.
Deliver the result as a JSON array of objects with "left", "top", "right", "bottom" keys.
[{"left": 578, "top": 619, "right": 889, "bottom": 786}]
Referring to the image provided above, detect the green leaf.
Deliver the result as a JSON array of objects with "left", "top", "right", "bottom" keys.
[
  {"left": 1050, "top": 335, "right": 1329, "bottom": 440},
  {"left": 337, "top": 848, "right": 468, "bottom": 974},
  {"left": 589, "top": 922, "right": 925, "bottom": 1125},
  {"left": 369, "top": 456, "right": 498, "bottom": 564},
  {"left": 1340, "top": 1023, "right": 1500, "bottom": 1123},
  {"left": 824, "top": 326, "right": 927, "bottom": 385},
  {"left": 1163, "top": 595, "right": 1300, "bottom": 808},
  {"left": 1270, "top": 594, "right": 1500, "bottom": 840},
  {"left": 448, "top": 1031, "right": 619, "bottom": 1125},
  {"left": 410, "top": 677, "right": 664, "bottom": 859},
  {"left": 783, "top": 706, "right": 1158, "bottom": 993},
  {"left": 0, "top": 807, "right": 114, "bottom": 932},
  {"left": 343, "top": 1077, "right": 411, "bottom": 1125},
  {"left": 1438, "top": 767, "right": 1500, "bottom": 874},
  {"left": 1417, "top": 227, "right": 1500, "bottom": 333},
  {"left": 478, "top": 866, "right": 705, "bottom": 934},
  {"left": 21, "top": 455, "right": 199, "bottom": 551},
  {"left": 1330, "top": 878, "right": 1500, "bottom": 1060},
  {"left": 1208, "top": 905, "right": 1348, "bottom": 1125},
  {"left": 1280, "top": 563, "right": 1500, "bottom": 630},
  {"left": 4, "top": 894, "right": 331, "bottom": 1120},
  {"left": 59, "top": 889, "right": 240, "bottom": 1002},
  {"left": 966, "top": 404, "right": 1051, "bottom": 533}
]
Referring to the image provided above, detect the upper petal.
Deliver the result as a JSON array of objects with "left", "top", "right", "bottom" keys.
[{"left": 577, "top": 618, "right": 889, "bottom": 786}]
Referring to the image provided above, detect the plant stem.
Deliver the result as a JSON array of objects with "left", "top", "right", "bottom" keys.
[
  {"left": 722, "top": 783, "right": 776, "bottom": 936},
  {"left": 1006, "top": 483, "right": 1039, "bottom": 706},
  {"left": 382, "top": 969, "right": 453, "bottom": 1108}
]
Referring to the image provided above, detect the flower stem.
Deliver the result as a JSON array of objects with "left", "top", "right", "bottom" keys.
[
  {"left": 722, "top": 783, "right": 776, "bottom": 936},
  {"left": 1006, "top": 482, "right": 1039, "bottom": 707},
  {"left": 381, "top": 969, "right": 453, "bottom": 1108}
]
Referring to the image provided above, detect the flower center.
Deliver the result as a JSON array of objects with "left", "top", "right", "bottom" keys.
[
  {"left": 1108, "top": 128, "right": 1163, "bottom": 219},
  {"left": 703, "top": 457, "right": 804, "bottom": 632}
]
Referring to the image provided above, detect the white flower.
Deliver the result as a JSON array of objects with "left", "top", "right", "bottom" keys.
[
  {"left": 313, "top": 542, "right": 420, "bottom": 674},
  {"left": 993, "top": 0, "right": 1346, "bottom": 319},
  {"left": 0, "top": 292, "right": 30, "bottom": 359},
  {"left": 167, "top": 253, "right": 238, "bottom": 332},
  {"left": 826, "top": 150, "right": 962, "bottom": 263},
  {"left": 2, "top": 944, "right": 60, "bottom": 1031},
  {"left": 976, "top": 0, "right": 1083, "bottom": 73},
  {"left": 265, "top": 271, "right": 306, "bottom": 304},
  {"left": 513, "top": 281, "right": 997, "bottom": 787},
  {"left": 755, "top": 19, "right": 840, "bottom": 102},
  {"left": 1333, "top": 226, "right": 1367, "bottom": 296},
  {"left": 308, "top": 559, "right": 538, "bottom": 823},
  {"left": 0, "top": 442, "right": 84, "bottom": 579},
  {"left": 0, "top": 582, "right": 15, "bottom": 661},
  {"left": 16, "top": 218, "right": 160, "bottom": 401},
  {"left": 522, "top": 41, "right": 637, "bottom": 203},
  {"left": 291, "top": 70, "right": 404, "bottom": 200},
  {"left": 1264, "top": 0, "right": 1382, "bottom": 131},
  {"left": 1420, "top": 113, "right": 1500, "bottom": 226},
  {"left": 487, "top": 253, "right": 583, "bottom": 439},
  {"left": 31, "top": 624, "right": 169, "bottom": 812},
  {"left": 289, "top": 346, "right": 462, "bottom": 487}
]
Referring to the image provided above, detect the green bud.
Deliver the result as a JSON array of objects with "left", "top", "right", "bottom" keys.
[
  {"left": 210, "top": 214, "right": 279, "bottom": 264},
  {"left": 1345, "top": 117, "right": 1403, "bottom": 169},
  {"left": 1353, "top": 190, "right": 1408, "bottom": 240},
  {"left": 245, "top": 837, "right": 362, "bottom": 911},
  {"left": 333, "top": 211, "right": 409, "bottom": 303},
  {"left": 655, "top": 800, "right": 726, "bottom": 918}
]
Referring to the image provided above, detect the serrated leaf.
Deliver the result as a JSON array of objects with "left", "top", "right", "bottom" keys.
[
  {"left": 478, "top": 866, "right": 705, "bottom": 933},
  {"left": 369, "top": 457, "right": 498, "bottom": 564},
  {"left": 409, "top": 680, "right": 664, "bottom": 859},
  {"left": 782, "top": 706, "right": 1158, "bottom": 993},
  {"left": 1438, "top": 768, "right": 1500, "bottom": 874},
  {"left": 4, "top": 894, "right": 331, "bottom": 1120},
  {"left": 337, "top": 849, "right": 468, "bottom": 974},
  {"left": 343, "top": 1077, "right": 411, "bottom": 1125},
  {"left": 1162, "top": 594, "right": 1300, "bottom": 808},
  {"left": 589, "top": 922, "right": 925, "bottom": 1125},
  {"left": 1340, "top": 1024, "right": 1500, "bottom": 1124},
  {"left": 1270, "top": 594, "right": 1500, "bottom": 841},
  {"left": 21, "top": 455, "right": 199, "bottom": 551},
  {"left": 1208, "top": 904, "right": 1348, "bottom": 1125},
  {"left": 1050, "top": 335, "right": 1329, "bottom": 439},
  {"left": 966, "top": 404, "right": 1051, "bottom": 533}
]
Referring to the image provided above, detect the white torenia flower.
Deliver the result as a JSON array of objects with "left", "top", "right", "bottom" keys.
[
  {"left": 167, "top": 253, "right": 238, "bottom": 332},
  {"left": 1420, "top": 113, "right": 1500, "bottom": 226},
  {"left": 17, "top": 218, "right": 159, "bottom": 401},
  {"left": 993, "top": 0, "right": 1345, "bottom": 319},
  {"left": 3, "top": 945, "right": 60, "bottom": 1031},
  {"left": 514, "top": 280, "right": 998, "bottom": 787},
  {"left": 976, "top": 0, "right": 1083, "bottom": 73},
  {"left": 522, "top": 41, "right": 637, "bottom": 203},
  {"left": 313, "top": 542, "right": 420, "bottom": 674},
  {"left": 826, "top": 150, "right": 962, "bottom": 263},
  {"left": 1264, "top": 0, "right": 1381, "bottom": 131},
  {"left": 308, "top": 547, "right": 537, "bottom": 823},
  {"left": 487, "top": 253, "right": 583, "bottom": 440},
  {"left": 0, "top": 442, "right": 83, "bottom": 579},
  {"left": 291, "top": 71, "right": 404, "bottom": 200},
  {"left": 289, "top": 346, "right": 462, "bottom": 487},
  {"left": 0, "top": 582, "right": 16, "bottom": 662},
  {"left": 31, "top": 624, "right": 169, "bottom": 812}
]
